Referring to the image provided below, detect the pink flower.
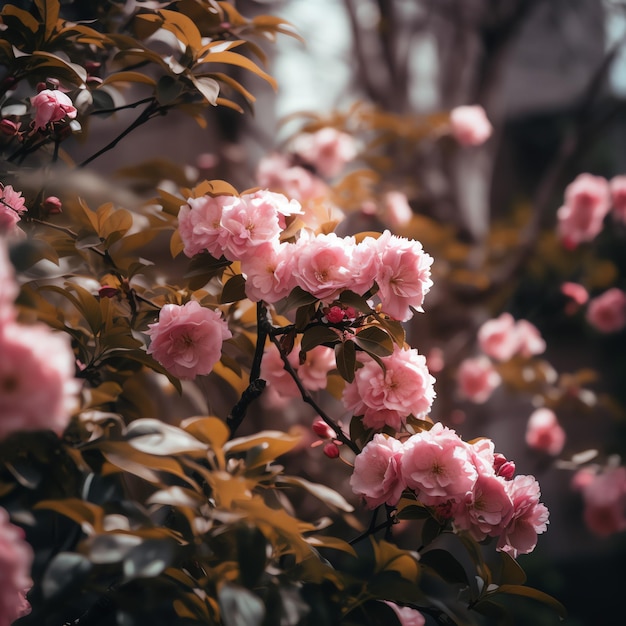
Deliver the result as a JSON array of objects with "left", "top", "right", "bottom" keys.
[
  {"left": 561, "top": 282, "right": 589, "bottom": 315},
  {"left": 0, "top": 184, "right": 27, "bottom": 234},
  {"left": 498, "top": 475, "right": 549, "bottom": 557},
  {"left": 292, "top": 127, "right": 357, "bottom": 178},
  {"left": 401, "top": 423, "right": 478, "bottom": 505},
  {"left": 342, "top": 346, "right": 436, "bottom": 431},
  {"left": 557, "top": 173, "right": 611, "bottom": 249},
  {"left": 477, "top": 313, "right": 518, "bottom": 362},
  {"left": 243, "top": 188, "right": 303, "bottom": 228},
  {"left": 450, "top": 105, "right": 492, "bottom": 146},
  {"left": 586, "top": 288, "right": 626, "bottom": 333},
  {"left": 261, "top": 342, "right": 300, "bottom": 399},
  {"left": 350, "top": 434, "right": 406, "bottom": 508},
  {"left": 0, "top": 508, "right": 33, "bottom": 626},
  {"left": 256, "top": 153, "right": 328, "bottom": 203},
  {"left": 146, "top": 301, "right": 231, "bottom": 380},
  {"left": 240, "top": 242, "right": 295, "bottom": 303},
  {"left": 383, "top": 191, "right": 413, "bottom": 229},
  {"left": 457, "top": 356, "right": 501, "bottom": 404},
  {"left": 297, "top": 345, "right": 336, "bottom": 391},
  {"left": 580, "top": 466, "right": 626, "bottom": 537},
  {"left": 515, "top": 320, "right": 546, "bottom": 358},
  {"left": 30, "top": 89, "right": 77, "bottom": 130},
  {"left": 383, "top": 602, "right": 425, "bottom": 626},
  {"left": 609, "top": 175, "right": 626, "bottom": 223},
  {"left": 0, "top": 322, "right": 79, "bottom": 438},
  {"left": 525, "top": 408, "right": 565, "bottom": 456},
  {"left": 453, "top": 473, "right": 514, "bottom": 541},
  {"left": 292, "top": 231, "right": 355, "bottom": 301},
  {"left": 0, "top": 239, "right": 17, "bottom": 320},
  {"left": 178, "top": 194, "right": 237, "bottom": 258},
  {"left": 374, "top": 230, "right": 434, "bottom": 321}
]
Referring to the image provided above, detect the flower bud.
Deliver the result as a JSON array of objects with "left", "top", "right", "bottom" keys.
[
  {"left": 0, "top": 119, "right": 20, "bottom": 136},
  {"left": 42, "top": 196, "right": 62, "bottom": 214},
  {"left": 98, "top": 286, "right": 120, "bottom": 299},
  {"left": 323, "top": 442, "right": 340, "bottom": 459},
  {"left": 325, "top": 306, "right": 344, "bottom": 324},
  {"left": 312, "top": 417, "right": 335, "bottom": 440}
]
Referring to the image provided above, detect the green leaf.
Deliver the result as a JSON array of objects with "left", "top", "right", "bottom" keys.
[
  {"left": 300, "top": 325, "right": 338, "bottom": 353},
  {"left": 352, "top": 326, "right": 394, "bottom": 357},
  {"left": 493, "top": 585, "right": 567, "bottom": 619},
  {"left": 275, "top": 286, "right": 317, "bottom": 314},
  {"left": 335, "top": 341, "right": 356, "bottom": 383},
  {"left": 220, "top": 274, "right": 247, "bottom": 303},
  {"left": 156, "top": 75, "right": 184, "bottom": 105}
]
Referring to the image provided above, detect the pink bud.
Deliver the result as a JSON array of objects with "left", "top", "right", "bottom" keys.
[
  {"left": 498, "top": 461, "right": 516, "bottom": 480},
  {"left": 84, "top": 61, "right": 101, "bottom": 74},
  {"left": 326, "top": 306, "right": 345, "bottom": 324},
  {"left": 42, "top": 196, "right": 62, "bottom": 214},
  {"left": 323, "top": 442, "right": 340, "bottom": 459},
  {"left": 36, "top": 82, "right": 47, "bottom": 93},
  {"left": 0, "top": 119, "right": 20, "bottom": 136},
  {"left": 312, "top": 417, "right": 335, "bottom": 439},
  {"left": 344, "top": 306, "right": 357, "bottom": 320}
]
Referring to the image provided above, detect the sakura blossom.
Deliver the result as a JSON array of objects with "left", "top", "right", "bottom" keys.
[
  {"left": 401, "top": 423, "right": 478, "bottom": 505},
  {"left": 0, "top": 184, "right": 27, "bottom": 234},
  {"left": 477, "top": 313, "right": 519, "bottom": 362},
  {"left": 382, "top": 191, "right": 413, "bottom": 229},
  {"left": 0, "top": 321, "right": 79, "bottom": 439},
  {"left": 292, "top": 127, "right": 357, "bottom": 178},
  {"left": 240, "top": 241, "right": 296, "bottom": 303},
  {"left": 525, "top": 408, "right": 566, "bottom": 456},
  {"left": 342, "top": 345, "right": 435, "bottom": 431},
  {"left": 146, "top": 301, "right": 231, "bottom": 380},
  {"left": 515, "top": 319, "right": 546, "bottom": 358},
  {"left": 350, "top": 434, "right": 406, "bottom": 509},
  {"left": 449, "top": 105, "right": 493, "bottom": 146},
  {"left": 457, "top": 355, "right": 501, "bottom": 404},
  {"left": 556, "top": 173, "right": 611, "bottom": 249},
  {"left": 373, "top": 230, "right": 434, "bottom": 321},
  {"left": 297, "top": 345, "right": 336, "bottom": 391},
  {"left": 561, "top": 282, "right": 589, "bottom": 315},
  {"left": 0, "top": 508, "right": 33, "bottom": 626},
  {"left": 0, "top": 239, "right": 17, "bottom": 320},
  {"left": 261, "top": 342, "right": 300, "bottom": 399},
  {"left": 609, "top": 175, "right": 626, "bottom": 223},
  {"left": 497, "top": 475, "right": 549, "bottom": 557},
  {"left": 30, "top": 88, "right": 77, "bottom": 130},
  {"left": 256, "top": 153, "right": 328, "bottom": 203},
  {"left": 578, "top": 466, "right": 626, "bottom": 537},
  {"left": 586, "top": 288, "right": 626, "bottom": 333}
]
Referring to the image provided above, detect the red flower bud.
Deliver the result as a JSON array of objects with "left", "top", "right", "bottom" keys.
[
  {"left": 498, "top": 461, "right": 516, "bottom": 480},
  {"left": 0, "top": 119, "right": 20, "bottom": 136},
  {"left": 312, "top": 417, "right": 335, "bottom": 439},
  {"left": 323, "top": 442, "right": 340, "bottom": 459},
  {"left": 326, "top": 306, "right": 345, "bottom": 324},
  {"left": 98, "top": 286, "right": 120, "bottom": 299}
]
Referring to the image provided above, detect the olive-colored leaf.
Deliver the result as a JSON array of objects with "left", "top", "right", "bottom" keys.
[
  {"left": 278, "top": 475, "right": 354, "bottom": 512},
  {"left": 220, "top": 273, "right": 247, "bottom": 303},
  {"left": 34, "top": 0, "right": 59, "bottom": 41},
  {"left": 353, "top": 326, "right": 394, "bottom": 357},
  {"left": 196, "top": 50, "right": 277, "bottom": 91},
  {"left": 42, "top": 552, "right": 91, "bottom": 600},
  {"left": 275, "top": 286, "right": 317, "bottom": 314},
  {"left": 103, "top": 71, "right": 157, "bottom": 86},
  {"left": 219, "top": 583, "right": 265, "bottom": 626},
  {"left": 492, "top": 585, "right": 567, "bottom": 619},
  {"left": 124, "top": 538, "right": 176, "bottom": 581},
  {"left": 300, "top": 325, "right": 338, "bottom": 353},
  {"left": 335, "top": 341, "right": 356, "bottom": 383}
]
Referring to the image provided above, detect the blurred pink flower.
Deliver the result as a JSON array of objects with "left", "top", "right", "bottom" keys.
[
  {"left": 383, "top": 602, "right": 425, "bottom": 626},
  {"left": 561, "top": 282, "right": 589, "bottom": 315},
  {"left": 609, "top": 175, "right": 626, "bottom": 223},
  {"left": 0, "top": 239, "right": 17, "bottom": 320},
  {"left": 0, "top": 322, "right": 79, "bottom": 438},
  {"left": 297, "top": 345, "right": 336, "bottom": 391},
  {"left": 525, "top": 408, "right": 566, "bottom": 456},
  {"left": 477, "top": 313, "right": 518, "bottom": 361},
  {"left": 256, "top": 153, "right": 328, "bottom": 202},
  {"left": 426, "top": 346, "right": 445, "bottom": 373},
  {"left": 401, "top": 423, "right": 478, "bottom": 505},
  {"left": 374, "top": 230, "right": 434, "bottom": 321},
  {"left": 0, "top": 184, "right": 27, "bottom": 234},
  {"left": 586, "top": 288, "right": 626, "bottom": 333},
  {"left": 382, "top": 191, "right": 413, "bottom": 229},
  {"left": 342, "top": 346, "right": 435, "bottom": 431},
  {"left": 450, "top": 105, "right": 492, "bottom": 146},
  {"left": 292, "top": 127, "right": 357, "bottom": 178},
  {"left": 457, "top": 355, "right": 501, "bottom": 404},
  {"left": 557, "top": 173, "right": 610, "bottom": 249},
  {"left": 30, "top": 89, "right": 77, "bottom": 130},
  {"left": 261, "top": 342, "right": 300, "bottom": 399},
  {"left": 515, "top": 319, "right": 546, "bottom": 358},
  {"left": 580, "top": 466, "right": 626, "bottom": 537},
  {"left": 498, "top": 475, "right": 549, "bottom": 557},
  {"left": 0, "top": 508, "right": 33, "bottom": 626},
  {"left": 146, "top": 301, "right": 231, "bottom": 380},
  {"left": 350, "top": 434, "right": 405, "bottom": 508}
]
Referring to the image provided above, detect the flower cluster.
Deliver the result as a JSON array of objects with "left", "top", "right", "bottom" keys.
[
  {"left": 178, "top": 190, "right": 434, "bottom": 319},
  {"left": 0, "top": 184, "right": 27, "bottom": 236},
  {"left": 0, "top": 239, "right": 79, "bottom": 439},
  {"left": 342, "top": 344, "right": 435, "bottom": 430},
  {"left": 351, "top": 425, "right": 549, "bottom": 557},
  {"left": 291, "top": 127, "right": 358, "bottom": 178},
  {"left": 0, "top": 507, "right": 33, "bottom": 626},
  {"left": 456, "top": 313, "right": 545, "bottom": 404}
]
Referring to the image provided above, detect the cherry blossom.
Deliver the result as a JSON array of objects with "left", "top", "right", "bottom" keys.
[
  {"left": 30, "top": 89, "right": 77, "bottom": 130},
  {"left": 292, "top": 127, "right": 357, "bottom": 178},
  {"left": 383, "top": 602, "right": 426, "bottom": 626},
  {"left": 240, "top": 241, "right": 296, "bottom": 303},
  {"left": 578, "top": 466, "right": 626, "bottom": 537},
  {"left": 342, "top": 345, "right": 435, "bottom": 431},
  {"left": 0, "top": 184, "right": 27, "bottom": 235},
  {"left": 146, "top": 301, "right": 231, "bottom": 380},
  {"left": 450, "top": 105, "right": 492, "bottom": 146},
  {"left": 350, "top": 434, "right": 406, "bottom": 509},
  {"left": 525, "top": 408, "right": 565, "bottom": 456},
  {"left": 457, "top": 356, "right": 501, "bottom": 404},
  {"left": 609, "top": 175, "right": 626, "bottom": 223},
  {"left": 477, "top": 313, "right": 519, "bottom": 362},
  {"left": 586, "top": 288, "right": 626, "bottom": 333}
]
